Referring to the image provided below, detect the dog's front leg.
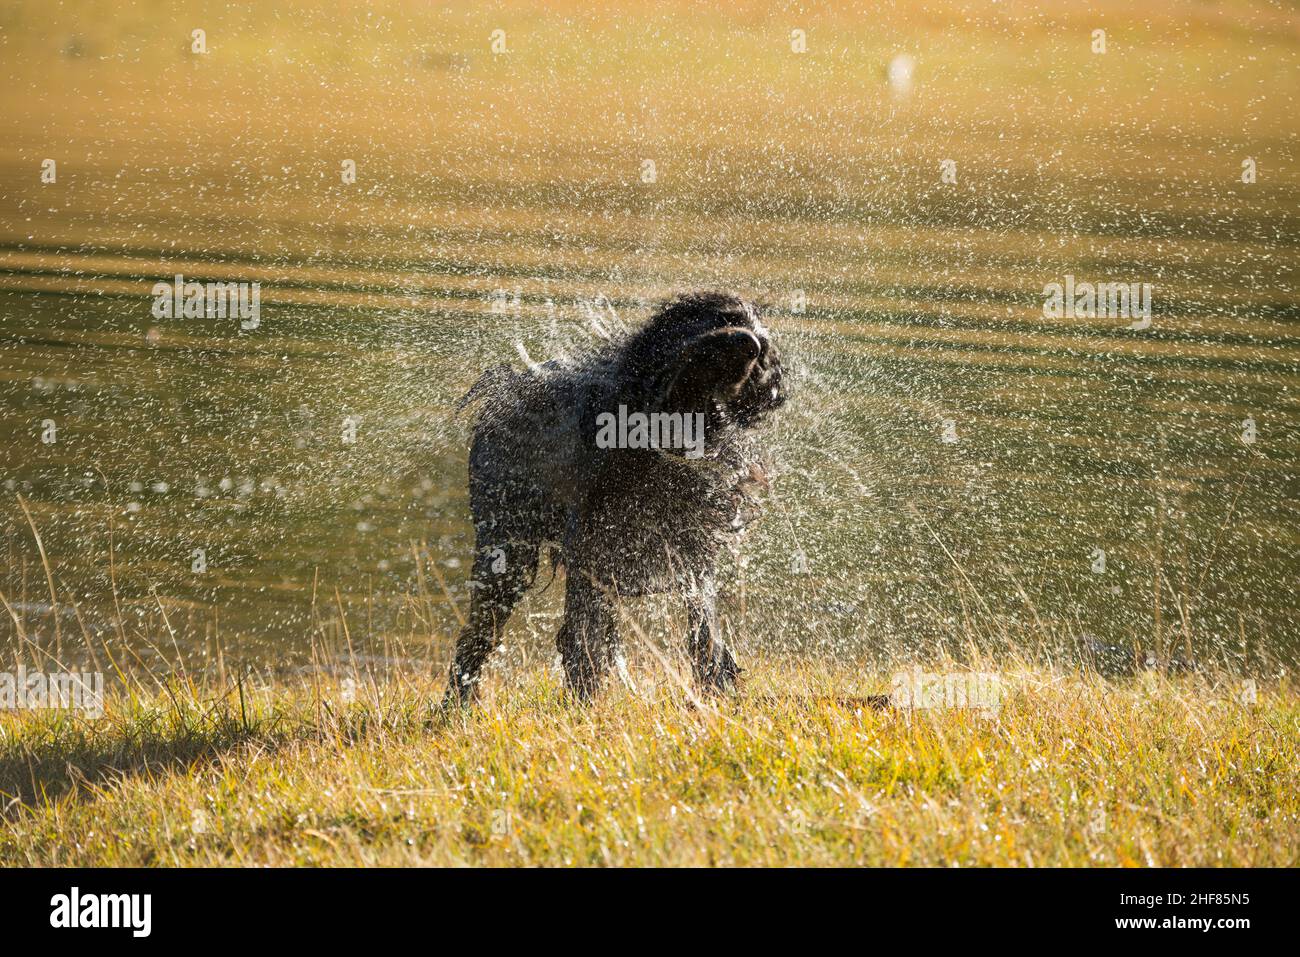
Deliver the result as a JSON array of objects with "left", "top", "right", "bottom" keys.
[
  {"left": 685, "top": 574, "right": 741, "bottom": 693},
  {"left": 556, "top": 571, "right": 618, "bottom": 700}
]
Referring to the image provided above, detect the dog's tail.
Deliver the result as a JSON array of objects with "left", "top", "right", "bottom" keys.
[{"left": 455, "top": 363, "right": 515, "bottom": 412}]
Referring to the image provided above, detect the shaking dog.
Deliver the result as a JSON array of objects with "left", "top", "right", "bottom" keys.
[{"left": 445, "top": 291, "right": 787, "bottom": 702}]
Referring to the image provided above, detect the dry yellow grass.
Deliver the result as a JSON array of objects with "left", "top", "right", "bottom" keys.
[{"left": 1, "top": 659, "right": 1295, "bottom": 866}]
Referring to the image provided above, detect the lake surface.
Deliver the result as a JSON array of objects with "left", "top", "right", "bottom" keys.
[{"left": 1, "top": 1, "right": 1296, "bottom": 677}]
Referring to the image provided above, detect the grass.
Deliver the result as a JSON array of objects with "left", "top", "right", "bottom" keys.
[{"left": 1, "top": 657, "right": 1296, "bottom": 866}]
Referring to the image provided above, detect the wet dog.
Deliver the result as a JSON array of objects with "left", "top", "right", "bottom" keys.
[{"left": 444, "top": 291, "right": 787, "bottom": 703}]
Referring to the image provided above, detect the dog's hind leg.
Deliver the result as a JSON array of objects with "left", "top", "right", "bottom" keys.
[
  {"left": 443, "top": 535, "right": 538, "bottom": 707},
  {"left": 556, "top": 571, "right": 619, "bottom": 700},
  {"left": 685, "top": 576, "right": 741, "bottom": 693}
]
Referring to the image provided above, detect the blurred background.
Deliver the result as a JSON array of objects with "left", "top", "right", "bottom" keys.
[{"left": 0, "top": 0, "right": 1296, "bottom": 682}]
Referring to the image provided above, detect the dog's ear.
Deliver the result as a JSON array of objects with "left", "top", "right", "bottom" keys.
[{"left": 662, "top": 327, "right": 761, "bottom": 413}]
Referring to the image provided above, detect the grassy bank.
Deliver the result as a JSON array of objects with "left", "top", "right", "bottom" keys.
[{"left": 1, "top": 660, "right": 1295, "bottom": 866}]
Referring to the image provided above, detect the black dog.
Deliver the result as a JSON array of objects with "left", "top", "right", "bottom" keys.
[{"left": 444, "top": 291, "right": 787, "bottom": 703}]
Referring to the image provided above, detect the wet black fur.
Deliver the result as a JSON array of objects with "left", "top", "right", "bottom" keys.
[{"left": 444, "top": 291, "right": 787, "bottom": 703}]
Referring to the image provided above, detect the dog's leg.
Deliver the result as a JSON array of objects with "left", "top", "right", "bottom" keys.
[
  {"left": 685, "top": 574, "right": 741, "bottom": 693},
  {"left": 443, "top": 537, "right": 537, "bottom": 707},
  {"left": 556, "top": 571, "right": 619, "bottom": 700}
]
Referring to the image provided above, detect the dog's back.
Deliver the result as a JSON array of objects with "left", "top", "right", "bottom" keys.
[{"left": 459, "top": 353, "right": 611, "bottom": 545}]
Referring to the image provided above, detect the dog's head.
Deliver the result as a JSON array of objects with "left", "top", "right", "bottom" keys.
[{"left": 619, "top": 292, "right": 787, "bottom": 432}]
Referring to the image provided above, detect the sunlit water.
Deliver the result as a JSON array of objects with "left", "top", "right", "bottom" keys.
[
  {"left": 3, "top": 240, "right": 1295, "bottom": 678},
  {"left": 1, "top": 2, "right": 1296, "bottom": 680}
]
